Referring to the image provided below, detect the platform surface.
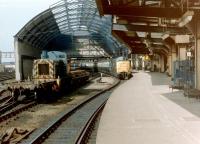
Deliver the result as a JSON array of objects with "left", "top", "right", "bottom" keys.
[{"left": 96, "top": 72, "right": 200, "bottom": 144}]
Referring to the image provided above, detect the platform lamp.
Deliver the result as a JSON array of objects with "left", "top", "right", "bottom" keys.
[
  {"left": 0, "top": 51, "right": 2, "bottom": 64},
  {"left": 161, "top": 33, "right": 170, "bottom": 40},
  {"left": 178, "top": 11, "right": 194, "bottom": 27},
  {"left": 186, "top": 47, "right": 193, "bottom": 88}
]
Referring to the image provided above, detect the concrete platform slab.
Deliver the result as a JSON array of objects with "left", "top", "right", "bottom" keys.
[{"left": 96, "top": 72, "right": 200, "bottom": 144}]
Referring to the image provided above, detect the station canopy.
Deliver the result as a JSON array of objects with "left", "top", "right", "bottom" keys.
[{"left": 15, "top": 0, "right": 127, "bottom": 58}]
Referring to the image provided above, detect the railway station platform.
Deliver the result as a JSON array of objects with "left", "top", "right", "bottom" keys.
[{"left": 96, "top": 71, "right": 200, "bottom": 144}]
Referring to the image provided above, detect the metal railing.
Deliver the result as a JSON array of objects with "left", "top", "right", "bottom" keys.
[{"left": 173, "top": 60, "right": 195, "bottom": 88}]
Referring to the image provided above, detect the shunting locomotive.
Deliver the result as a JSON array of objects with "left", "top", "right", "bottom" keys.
[{"left": 7, "top": 51, "right": 90, "bottom": 103}]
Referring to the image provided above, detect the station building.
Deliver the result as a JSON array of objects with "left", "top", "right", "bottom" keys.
[
  {"left": 13, "top": 0, "right": 200, "bottom": 91},
  {"left": 11, "top": 1, "right": 200, "bottom": 144}
]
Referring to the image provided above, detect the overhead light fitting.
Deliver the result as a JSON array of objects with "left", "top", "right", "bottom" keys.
[
  {"left": 161, "top": 33, "right": 170, "bottom": 40},
  {"left": 178, "top": 11, "right": 194, "bottom": 27},
  {"left": 174, "top": 35, "right": 190, "bottom": 43}
]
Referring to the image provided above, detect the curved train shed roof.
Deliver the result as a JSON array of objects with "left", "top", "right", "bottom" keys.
[{"left": 15, "top": 0, "right": 125, "bottom": 56}]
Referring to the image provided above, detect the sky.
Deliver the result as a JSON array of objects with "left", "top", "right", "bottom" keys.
[{"left": 0, "top": 0, "right": 58, "bottom": 62}]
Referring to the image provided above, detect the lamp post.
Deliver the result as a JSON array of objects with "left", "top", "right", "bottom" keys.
[{"left": 0, "top": 51, "right": 2, "bottom": 64}]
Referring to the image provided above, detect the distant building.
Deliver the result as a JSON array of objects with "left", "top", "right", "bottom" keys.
[
  {"left": 1, "top": 62, "right": 15, "bottom": 72},
  {"left": 0, "top": 64, "right": 4, "bottom": 72}
]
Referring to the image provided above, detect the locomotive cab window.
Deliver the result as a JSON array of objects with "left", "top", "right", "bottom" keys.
[{"left": 38, "top": 64, "right": 49, "bottom": 75}]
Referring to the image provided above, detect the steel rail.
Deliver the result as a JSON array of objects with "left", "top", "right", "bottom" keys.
[
  {"left": 0, "top": 101, "right": 18, "bottom": 115},
  {"left": 0, "top": 102, "right": 37, "bottom": 123},
  {"left": 28, "top": 77, "right": 120, "bottom": 144},
  {"left": 75, "top": 100, "right": 106, "bottom": 144}
]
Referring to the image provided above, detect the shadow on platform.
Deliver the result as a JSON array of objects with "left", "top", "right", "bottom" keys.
[
  {"left": 162, "top": 91, "right": 200, "bottom": 118},
  {"left": 148, "top": 72, "right": 171, "bottom": 86}
]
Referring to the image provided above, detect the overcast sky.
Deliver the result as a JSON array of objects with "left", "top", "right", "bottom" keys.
[{"left": 0, "top": 0, "right": 58, "bottom": 62}]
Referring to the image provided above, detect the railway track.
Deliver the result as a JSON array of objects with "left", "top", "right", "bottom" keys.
[
  {"left": 0, "top": 91, "right": 17, "bottom": 116},
  {"left": 0, "top": 75, "right": 117, "bottom": 123},
  {"left": 0, "top": 89, "right": 37, "bottom": 122},
  {"left": 20, "top": 77, "right": 120, "bottom": 144},
  {"left": 0, "top": 90, "right": 11, "bottom": 104},
  {"left": 0, "top": 101, "right": 17, "bottom": 115},
  {"left": 0, "top": 101, "right": 37, "bottom": 123},
  {"left": 0, "top": 75, "right": 100, "bottom": 123}
]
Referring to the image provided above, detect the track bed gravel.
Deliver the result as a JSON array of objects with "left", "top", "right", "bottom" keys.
[{"left": 0, "top": 76, "right": 116, "bottom": 143}]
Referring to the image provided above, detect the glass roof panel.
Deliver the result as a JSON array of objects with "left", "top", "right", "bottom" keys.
[
  {"left": 68, "top": 10, "right": 78, "bottom": 15},
  {"left": 52, "top": 7, "right": 66, "bottom": 13},
  {"left": 49, "top": 0, "right": 126, "bottom": 55},
  {"left": 15, "top": 1, "right": 127, "bottom": 56}
]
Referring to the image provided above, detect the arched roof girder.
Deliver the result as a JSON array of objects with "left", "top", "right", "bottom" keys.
[
  {"left": 15, "top": 9, "right": 60, "bottom": 49},
  {"left": 15, "top": 0, "right": 125, "bottom": 56},
  {"left": 50, "top": 0, "right": 112, "bottom": 36}
]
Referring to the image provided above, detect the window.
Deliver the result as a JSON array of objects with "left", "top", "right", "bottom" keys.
[{"left": 38, "top": 64, "right": 49, "bottom": 75}]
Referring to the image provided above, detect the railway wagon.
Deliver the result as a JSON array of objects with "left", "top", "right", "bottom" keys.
[
  {"left": 97, "top": 60, "right": 111, "bottom": 74},
  {"left": 80, "top": 58, "right": 132, "bottom": 80},
  {"left": 98, "top": 59, "right": 132, "bottom": 79},
  {"left": 32, "top": 59, "right": 90, "bottom": 102}
]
